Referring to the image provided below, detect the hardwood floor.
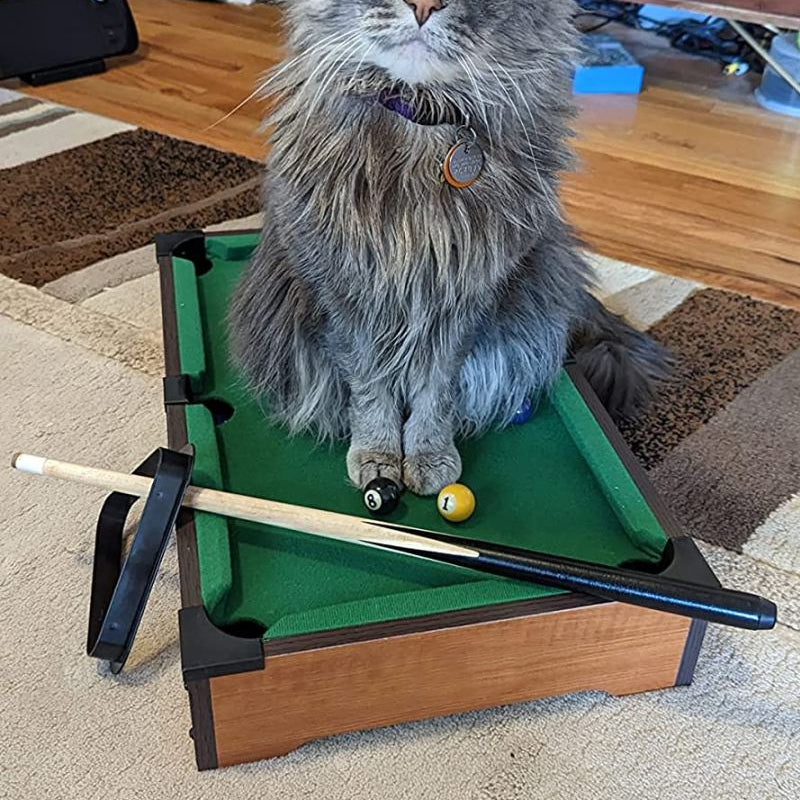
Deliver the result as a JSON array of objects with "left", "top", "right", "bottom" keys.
[{"left": 11, "top": 0, "right": 800, "bottom": 308}]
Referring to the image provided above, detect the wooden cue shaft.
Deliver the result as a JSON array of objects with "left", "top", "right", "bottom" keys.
[{"left": 11, "top": 453, "right": 477, "bottom": 558}]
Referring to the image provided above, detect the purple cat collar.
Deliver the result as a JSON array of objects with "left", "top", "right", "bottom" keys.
[
  {"left": 378, "top": 90, "right": 463, "bottom": 127},
  {"left": 379, "top": 92, "right": 418, "bottom": 122}
]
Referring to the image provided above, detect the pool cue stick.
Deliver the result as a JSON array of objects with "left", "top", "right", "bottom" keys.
[
  {"left": 10, "top": 453, "right": 475, "bottom": 558},
  {"left": 11, "top": 453, "right": 777, "bottom": 631}
]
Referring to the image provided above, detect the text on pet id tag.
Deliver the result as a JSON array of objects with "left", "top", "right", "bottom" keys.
[{"left": 443, "top": 127, "right": 484, "bottom": 189}]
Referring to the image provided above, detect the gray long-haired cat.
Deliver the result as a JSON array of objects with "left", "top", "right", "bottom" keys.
[{"left": 229, "top": 0, "right": 668, "bottom": 495}]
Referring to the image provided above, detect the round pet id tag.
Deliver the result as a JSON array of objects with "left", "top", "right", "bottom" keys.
[{"left": 443, "top": 130, "right": 484, "bottom": 189}]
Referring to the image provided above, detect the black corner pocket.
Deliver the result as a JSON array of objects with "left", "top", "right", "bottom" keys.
[
  {"left": 202, "top": 398, "right": 235, "bottom": 425},
  {"left": 192, "top": 254, "right": 214, "bottom": 276},
  {"left": 220, "top": 618, "right": 268, "bottom": 639},
  {"left": 156, "top": 230, "right": 214, "bottom": 275},
  {"left": 169, "top": 232, "right": 213, "bottom": 275}
]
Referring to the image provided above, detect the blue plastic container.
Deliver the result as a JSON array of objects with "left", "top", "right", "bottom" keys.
[
  {"left": 572, "top": 34, "right": 644, "bottom": 95},
  {"left": 755, "top": 33, "right": 800, "bottom": 118}
]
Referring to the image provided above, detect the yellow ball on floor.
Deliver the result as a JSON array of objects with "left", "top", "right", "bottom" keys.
[{"left": 436, "top": 483, "right": 476, "bottom": 522}]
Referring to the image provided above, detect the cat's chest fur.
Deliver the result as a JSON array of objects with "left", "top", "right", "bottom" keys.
[{"left": 269, "top": 100, "right": 554, "bottom": 307}]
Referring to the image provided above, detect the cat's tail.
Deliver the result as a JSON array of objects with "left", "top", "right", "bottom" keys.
[{"left": 570, "top": 292, "right": 672, "bottom": 422}]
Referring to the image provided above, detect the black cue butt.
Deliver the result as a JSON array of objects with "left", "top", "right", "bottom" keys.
[{"left": 380, "top": 530, "right": 777, "bottom": 632}]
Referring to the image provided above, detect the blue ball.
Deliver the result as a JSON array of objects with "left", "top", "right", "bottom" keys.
[{"left": 510, "top": 396, "right": 535, "bottom": 425}]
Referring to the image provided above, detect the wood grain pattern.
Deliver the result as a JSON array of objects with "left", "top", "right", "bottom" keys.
[
  {"left": 209, "top": 602, "right": 691, "bottom": 766},
  {"left": 12, "top": 3, "right": 799, "bottom": 306},
  {"left": 19, "top": 0, "right": 285, "bottom": 155}
]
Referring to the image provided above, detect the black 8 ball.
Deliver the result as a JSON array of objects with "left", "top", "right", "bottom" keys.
[{"left": 363, "top": 477, "right": 401, "bottom": 516}]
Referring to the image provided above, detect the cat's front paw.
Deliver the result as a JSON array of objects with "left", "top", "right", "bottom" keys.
[
  {"left": 346, "top": 448, "right": 403, "bottom": 490},
  {"left": 402, "top": 447, "right": 462, "bottom": 496}
]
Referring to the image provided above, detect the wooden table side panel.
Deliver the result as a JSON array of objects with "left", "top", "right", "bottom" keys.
[{"left": 209, "top": 602, "right": 691, "bottom": 766}]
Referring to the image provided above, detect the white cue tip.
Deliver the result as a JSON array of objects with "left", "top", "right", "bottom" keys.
[{"left": 11, "top": 453, "right": 46, "bottom": 475}]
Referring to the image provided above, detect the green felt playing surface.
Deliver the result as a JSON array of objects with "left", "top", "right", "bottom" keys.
[{"left": 170, "top": 234, "right": 669, "bottom": 640}]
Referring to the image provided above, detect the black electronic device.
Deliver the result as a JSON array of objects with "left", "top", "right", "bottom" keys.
[{"left": 0, "top": 0, "right": 138, "bottom": 85}]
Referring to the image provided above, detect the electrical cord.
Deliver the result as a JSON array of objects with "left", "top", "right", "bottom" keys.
[{"left": 575, "top": 1, "right": 777, "bottom": 73}]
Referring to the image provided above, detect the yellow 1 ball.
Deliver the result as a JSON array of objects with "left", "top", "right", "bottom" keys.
[{"left": 436, "top": 483, "right": 476, "bottom": 523}]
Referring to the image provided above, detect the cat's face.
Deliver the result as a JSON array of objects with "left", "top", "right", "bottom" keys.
[{"left": 288, "top": 0, "right": 522, "bottom": 86}]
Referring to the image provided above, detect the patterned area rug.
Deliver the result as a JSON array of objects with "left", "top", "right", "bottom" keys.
[
  {"left": 0, "top": 88, "right": 261, "bottom": 286},
  {"left": 2, "top": 90, "right": 798, "bottom": 799}
]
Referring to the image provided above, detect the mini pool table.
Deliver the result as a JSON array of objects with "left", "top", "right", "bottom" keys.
[{"left": 157, "top": 230, "right": 715, "bottom": 770}]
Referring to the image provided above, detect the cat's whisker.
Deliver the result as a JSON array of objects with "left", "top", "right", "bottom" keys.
[
  {"left": 475, "top": 54, "right": 538, "bottom": 166},
  {"left": 203, "top": 87, "right": 268, "bottom": 132},
  {"left": 271, "top": 30, "right": 356, "bottom": 99},
  {"left": 299, "top": 34, "right": 361, "bottom": 106},
  {"left": 455, "top": 54, "right": 494, "bottom": 152},
  {"left": 477, "top": 50, "right": 560, "bottom": 223},
  {"left": 344, "top": 40, "right": 376, "bottom": 96},
  {"left": 452, "top": 66, "right": 486, "bottom": 151},
  {"left": 203, "top": 29, "right": 354, "bottom": 131},
  {"left": 471, "top": 40, "right": 553, "bottom": 154},
  {"left": 292, "top": 44, "right": 354, "bottom": 138},
  {"left": 469, "top": 52, "right": 514, "bottom": 138},
  {"left": 300, "top": 34, "right": 364, "bottom": 135}
]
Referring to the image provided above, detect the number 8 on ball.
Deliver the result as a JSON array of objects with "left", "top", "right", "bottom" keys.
[{"left": 362, "top": 478, "right": 401, "bottom": 516}]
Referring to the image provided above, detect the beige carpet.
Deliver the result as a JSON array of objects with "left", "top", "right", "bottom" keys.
[{"left": 2, "top": 94, "right": 799, "bottom": 798}]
